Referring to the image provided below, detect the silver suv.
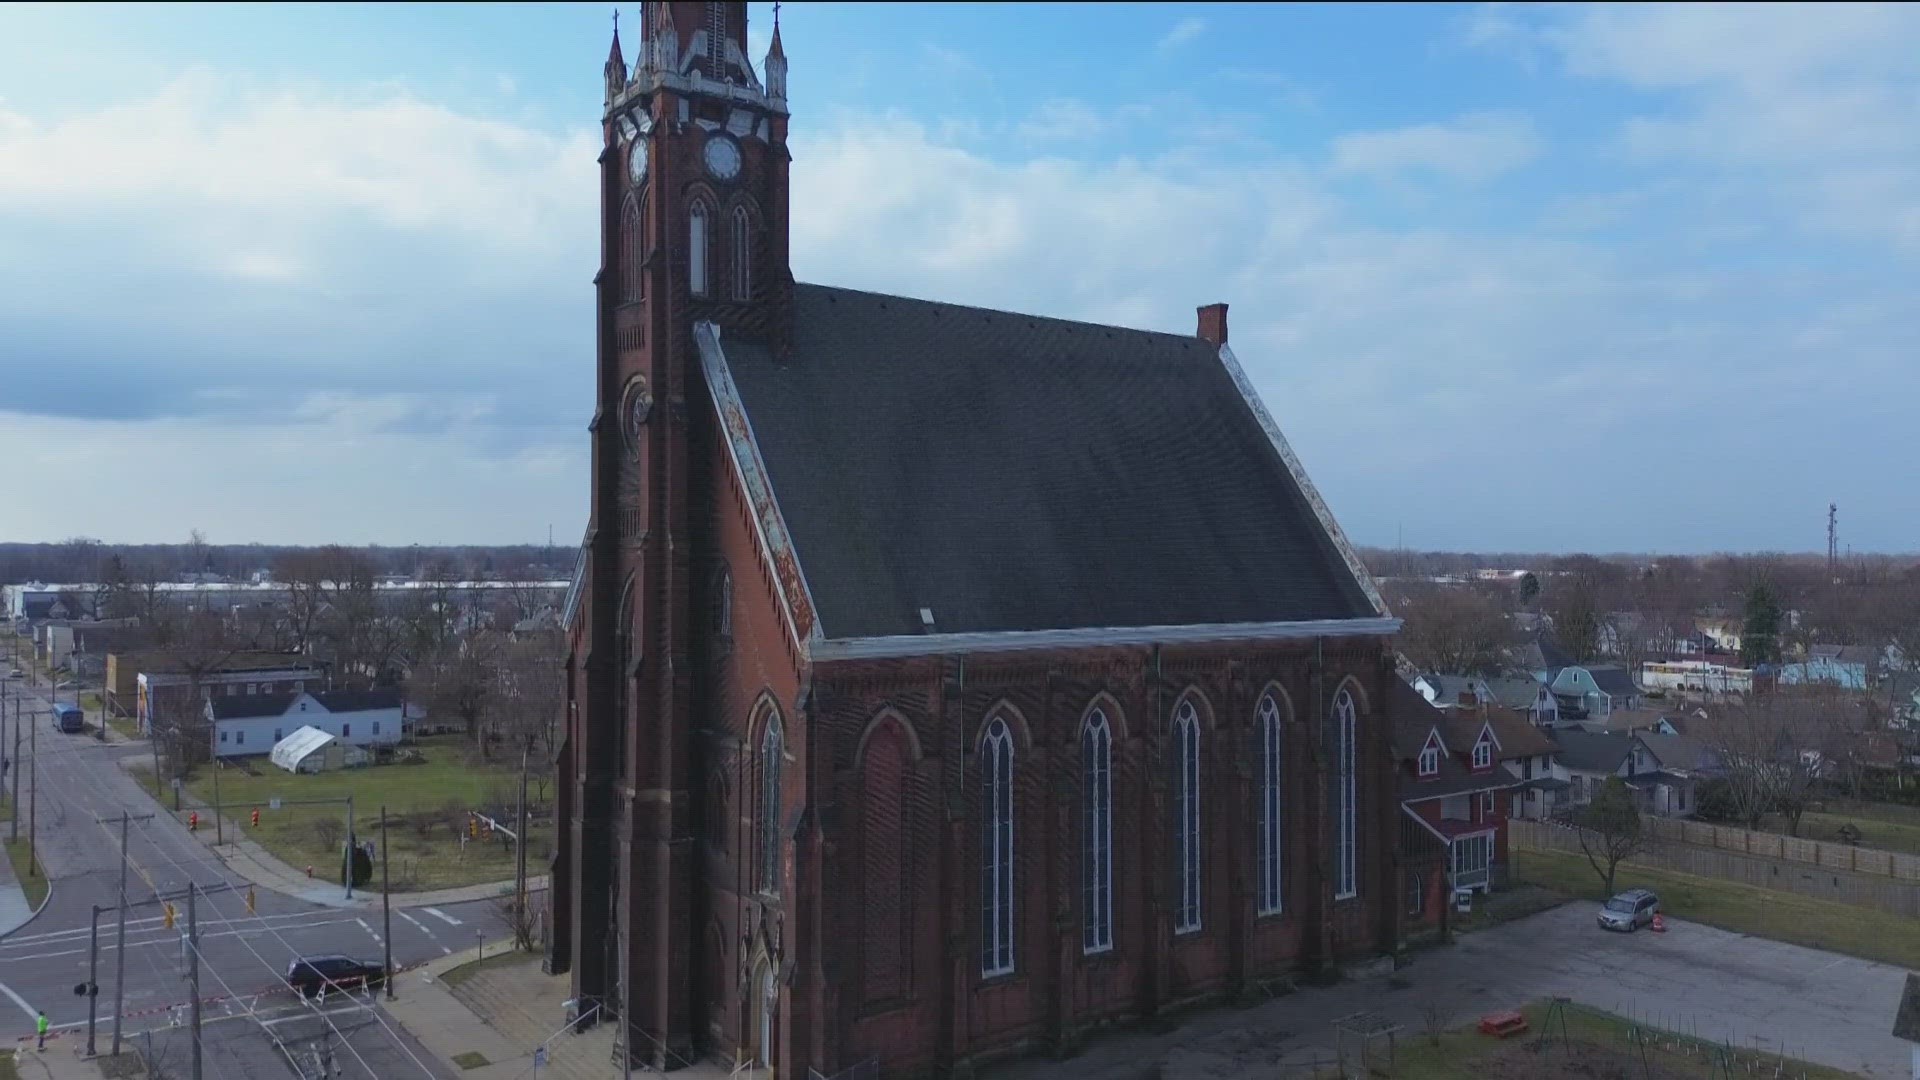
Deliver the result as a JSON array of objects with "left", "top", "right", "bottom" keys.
[{"left": 1597, "top": 888, "right": 1660, "bottom": 932}]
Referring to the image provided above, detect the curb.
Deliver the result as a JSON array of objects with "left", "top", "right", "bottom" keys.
[{"left": 0, "top": 848, "right": 57, "bottom": 942}]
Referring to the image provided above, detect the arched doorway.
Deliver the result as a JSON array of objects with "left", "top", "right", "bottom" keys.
[{"left": 752, "top": 960, "right": 777, "bottom": 1069}]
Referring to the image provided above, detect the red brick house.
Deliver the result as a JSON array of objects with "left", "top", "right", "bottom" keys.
[
  {"left": 1392, "top": 682, "right": 1551, "bottom": 927},
  {"left": 549, "top": 5, "right": 1403, "bottom": 1077}
]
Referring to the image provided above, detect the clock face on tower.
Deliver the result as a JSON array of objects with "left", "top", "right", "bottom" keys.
[
  {"left": 628, "top": 141, "right": 648, "bottom": 186},
  {"left": 703, "top": 134, "right": 742, "bottom": 182}
]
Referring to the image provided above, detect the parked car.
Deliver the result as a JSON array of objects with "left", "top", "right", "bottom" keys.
[
  {"left": 6, "top": 669, "right": 22, "bottom": 679},
  {"left": 285, "top": 955, "right": 386, "bottom": 998},
  {"left": 1597, "top": 888, "right": 1660, "bottom": 932}
]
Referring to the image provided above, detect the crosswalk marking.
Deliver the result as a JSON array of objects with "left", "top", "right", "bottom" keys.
[{"left": 423, "top": 907, "right": 462, "bottom": 926}]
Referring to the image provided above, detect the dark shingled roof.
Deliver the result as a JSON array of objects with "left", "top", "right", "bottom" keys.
[
  {"left": 1550, "top": 729, "right": 1634, "bottom": 773},
  {"left": 311, "top": 689, "right": 401, "bottom": 714},
  {"left": 210, "top": 693, "right": 298, "bottom": 720},
  {"left": 1585, "top": 665, "right": 1638, "bottom": 696},
  {"left": 718, "top": 283, "right": 1378, "bottom": 640}
]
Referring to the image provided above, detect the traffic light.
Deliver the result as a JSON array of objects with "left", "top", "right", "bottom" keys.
[
  {"left": 163, "top": 902, "right": 176, "bottom": 929},
  {"left": 469, "top": 815, "right": 478, "bottom": 840}
]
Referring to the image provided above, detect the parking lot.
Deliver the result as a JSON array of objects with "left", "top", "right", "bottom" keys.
[{"left": 997, "top": 901, "right": 1912, "bottom": 1079}]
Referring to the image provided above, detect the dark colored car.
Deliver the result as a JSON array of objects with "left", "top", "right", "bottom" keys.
[{"left": 286, "top": 955, "right": 386, "bottom": 998}]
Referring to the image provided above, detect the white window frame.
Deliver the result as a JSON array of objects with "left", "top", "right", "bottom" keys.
[
  {"left": 1331, "top": 689, "right": 1358, "bottom": 900},
  {"left": 689, "top": 202, "right": 710, "bottom": 297},
  {"left": 981, "top": 717, "right": 1016, "bottom": 977},
  {"left": 1417, "top": 732, "right": 1441, "bottom": 778},
  {"left": 1256, "top": 695, "right": 1284, "bottom": 916},
  {"left": 1081, "top": 708, "right": 1112, "bottom": 954},
  {"left": 759, "top": 711, "right": 784, "bottom": 896},
  {"left": 731, "top": 205, "right": 752, "bottom": 300},
  {"left": 1472, "top": 738, "right": 1492, "bottom": 770},
  {"left": 1173, "top": 699, "right": 1202, "bottom": 934},
  {"left": 1451, "top": 830, "right": 1493, "bottom": 880}
]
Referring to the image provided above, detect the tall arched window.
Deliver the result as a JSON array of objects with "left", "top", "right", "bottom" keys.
[
  {"left": 1173, "top": 699, "right": 1201, "bottom": 934},
  {"left": 758, "top": 709, "right": 783, "bottom": 895},
  {"left": 731, "top": 205, "right": 753, "bottom": 300},
  {"left": 614, "top": 581, "right": 634, "bottom": 782},
  {"left": 689, "top": 202, "right": 709, "bottom": 297},
  {"left": 1080, "top": 708, "right": 1112, "bottom": 954},
  {"left": 1256, "top": 694, "right": 1284, "bottom": 915},
  {"left": 1329, "top": 689, "right": 1358, "bottom": 899},
  {"left": 621, "top": 195, "right": 644, "bottom": 303},
  {"left": 861, "top": 718, "right": 910, "bottom": 1001},
  {"left": 980, "top": 717, "right": 1015, "bottom": 977}
]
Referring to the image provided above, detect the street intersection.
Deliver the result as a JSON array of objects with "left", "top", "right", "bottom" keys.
[{"left": 0, "top": 666, "right": 513, "bottom": 1077}]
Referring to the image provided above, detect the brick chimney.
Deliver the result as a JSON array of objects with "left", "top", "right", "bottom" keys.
[{"left": 1196, "top": 302, "right": 1228, "bottom": 347}]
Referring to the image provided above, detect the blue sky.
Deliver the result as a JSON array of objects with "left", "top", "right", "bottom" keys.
[{"left": 1, "top": 2, "right": 1916, "bottom": 553}]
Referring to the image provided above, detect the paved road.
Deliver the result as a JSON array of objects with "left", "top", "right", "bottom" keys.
[{"left": 0, "top": 664, "right": 508, "bottom": 1077}]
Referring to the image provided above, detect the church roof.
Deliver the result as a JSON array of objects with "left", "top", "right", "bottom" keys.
[{"left": 707, "top": 283, "right": 1384, "bottom": 649}]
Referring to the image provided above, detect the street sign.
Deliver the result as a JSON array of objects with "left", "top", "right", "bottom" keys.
[
  {"left": 269, "top": 798, "right": 282, "bottom": 810},
  {"left": 171, "top": 777, "right": 182, "bottom": 791}
]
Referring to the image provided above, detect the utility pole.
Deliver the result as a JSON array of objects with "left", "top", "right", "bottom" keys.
[
  {"left": 7, "top": 689, "right": 16, "bottom": 841},
  {"left": 212, "top": 756, "right": 223, "bottom": 846},
  {"left": 27, "top": 701, "right": 35, "bottom": 885},
  {"left": 85, "top": 904, "right": 101, "bottom": 1056},
  {"left": 187, "top": 885, "right": 203, "bottom": 1080},
  {"left": 515, "top": 742, "right": 530, "bottom": 950},
  {"left": 381, "top": 805, "right": 394, "bottom": 999},
  {"left": 345, "top": 794, "right": 355, "bottom": 900},
  {"left": 111, "top": 811, "right": 131, "bottom": 1056}
]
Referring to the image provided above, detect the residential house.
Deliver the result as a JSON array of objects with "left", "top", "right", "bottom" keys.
[
  {"left": 136, "top": 652, "right": 328, "bottom": 735},
  {"left": 1888, "top": 673, "right": 1920, "bottom": 729},
  {"left": 1696, "top": 615, "right": 1744, "bottom": 654},
  {"left": 1394, "top": 682, "right": 1542, "bottom": 927},
  {"left": 1518, "top": 637, "right": 1573, "bottom": 680},
  {"left": 1571, "top": 706, "right": 1674, "bottom": 736},
  {"left": 1485, "top": 674, "right": 1560, "bottom": 727},
  {"left": 1549, "top": 664, "right": 1641, "bottom": 720},
  {"left": 1548, "top": 729, "right": 1636, "bottom": 808},
  {"left": 1780, "top": 644, "right": 1880, "bottom": 691},
  {"left": 1412, "top": 673, "right": 1492, "bottom": 709},
  {"left": 207, "top": 688, "right": 406, "bottom": 760},
  {"left": 1624, "top": 732, "right": 1718, "bottom": 818}
]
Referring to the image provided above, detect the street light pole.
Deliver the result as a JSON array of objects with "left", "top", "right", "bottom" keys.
[
  {"left": 345, "top": 794, "right": 355, "bottom": 900},
  {"left": 187, "top": 885, "right": 203, "bottom": 1080}
]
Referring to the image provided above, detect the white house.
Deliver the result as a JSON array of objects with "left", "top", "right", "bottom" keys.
[
  {"left": 207, "top": 688, "right": 406, "bottom": 760},
  {"left": 1639, "top": 659, "right": 1754, "bottom": 698}
]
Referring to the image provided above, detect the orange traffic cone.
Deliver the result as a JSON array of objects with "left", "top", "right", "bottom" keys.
[{"left": 1651, "top": 912, "right": 1666, "bottom": 933}]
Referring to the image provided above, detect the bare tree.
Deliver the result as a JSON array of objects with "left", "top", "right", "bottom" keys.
[
  {"left": 153, "top": 608, "right": 240, "bottom": 777},
  {"left": 1696, "top": 689, "right": 1833, "bottom": 834},
  {"left": 1391, "top": 584, "right": 1517, "bottom": 676},
  {"left": 1575, "top": 776, "right": 1645, "bottom": 896}
]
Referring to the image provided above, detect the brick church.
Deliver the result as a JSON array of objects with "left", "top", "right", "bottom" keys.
[{"left": 549, "top": 4, "right": 1405, "bottom": 1076}]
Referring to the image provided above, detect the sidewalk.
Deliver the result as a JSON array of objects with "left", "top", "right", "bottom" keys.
[
  {"left": 115, "top": 757, "right": 544, "bottom": 909},
  {"left": 9, "top": 1044, "right": 132, "bottom": 1080},
  {"left": 0, "top": 825, "right": 33, "bottom": 936},
  {"left": 382, "top": 941, "right": 565, "bottom": 1080}
]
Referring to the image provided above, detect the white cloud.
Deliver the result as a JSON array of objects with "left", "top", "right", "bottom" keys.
[
  {"left": 1158, "top": 17, "right": 1207, "bottom": 51},
  {"left": 1332, "top": 112, "right": 1540, "bottom": 183},
  {"left": 1014, "top": 98, "right": 1114, "bottom": 142}
]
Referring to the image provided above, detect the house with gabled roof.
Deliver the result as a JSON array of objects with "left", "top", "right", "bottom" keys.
[{"left": 1393, "top": 682, "right": 1553, "bottom": 926}]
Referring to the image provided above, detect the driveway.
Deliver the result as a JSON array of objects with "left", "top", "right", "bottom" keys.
[{"left": 995, "top": 903, "right": 1911, "bottom": 1079}]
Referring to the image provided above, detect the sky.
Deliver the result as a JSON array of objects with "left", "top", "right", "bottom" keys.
[{"left": 1, "top": 2, "right": 1916, "bottom": 554}]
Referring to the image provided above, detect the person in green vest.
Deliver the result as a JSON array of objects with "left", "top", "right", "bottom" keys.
[{"left": 36, "top": 1009, "right": 48, "bottom": 1049}]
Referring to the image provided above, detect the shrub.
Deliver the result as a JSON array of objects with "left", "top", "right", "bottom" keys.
[{"left": 313, "top": 818, "right": 344, "bottom": 849}]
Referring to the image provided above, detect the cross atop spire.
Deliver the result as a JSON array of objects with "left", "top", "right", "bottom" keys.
[
  {"left": 770, "top": 1, "right": 785, "bottom": 59},
  {"left": 603, "top": 7, "right": 627, "bottom": 102}
]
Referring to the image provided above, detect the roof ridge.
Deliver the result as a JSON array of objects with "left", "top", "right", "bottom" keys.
[{"left": 795, "top": 280, "right": 1207, "bottom": 347}]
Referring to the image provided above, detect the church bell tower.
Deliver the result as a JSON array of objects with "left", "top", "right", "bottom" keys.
[{"left": 559, "top": 1, "right": 791, "bottom": 1069}]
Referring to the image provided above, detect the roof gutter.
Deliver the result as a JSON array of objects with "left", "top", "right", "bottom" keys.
[{"left": 808, "top": 616, "right": 1401, "bottom": 663}]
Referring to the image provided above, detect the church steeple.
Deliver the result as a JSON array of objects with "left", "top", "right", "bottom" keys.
[
  {"left": 603, "top": 11, "right": 626, "bottom": 104},
  {"left": 765, "top": 2, "right": 787, "bottom": 101}
]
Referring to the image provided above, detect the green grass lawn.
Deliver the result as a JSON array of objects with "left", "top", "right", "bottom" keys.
[
  {"left": 1514, "top": 847, "right": 1920, "bottom": 969},
  {"left": 1756, "top": 804, "right": 1920, "bottom": 857},
  {"left": 1385, "top": 1000, "right": 1856, "bottom": 1080},
  {"left": 161, "top": 737, "right": 552, "bottom": 892},
  {"left": 4, "top": 836, "right": 48, "bottom": 910}
]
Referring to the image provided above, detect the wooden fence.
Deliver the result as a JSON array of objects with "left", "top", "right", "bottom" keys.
[
  {"left": 1642, "top": 816, "right": 1920, "bottom": 882},
  {"left": 1510, "top": 819, "right": 1920, "bottom": 918}
]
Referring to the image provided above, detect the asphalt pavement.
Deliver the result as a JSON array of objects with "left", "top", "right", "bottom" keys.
[{"left": 0, "top": 660, "right": 504, "bottom": 1077}]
